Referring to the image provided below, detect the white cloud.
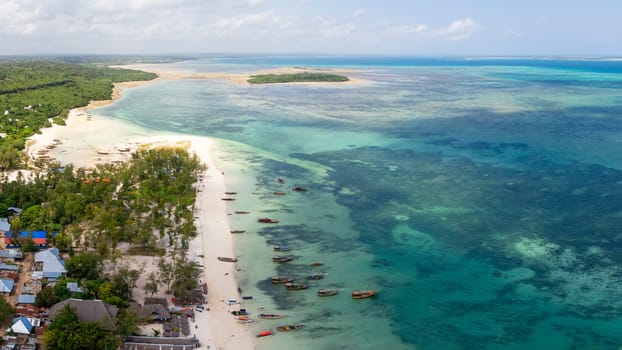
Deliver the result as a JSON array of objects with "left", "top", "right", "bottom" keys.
[
  {"left": 438, "top": 17, "right": 478, "bottom": 41},
  {"left": 211, "top": 10, "right": 275, "bottom": 30},
  {"left": 354, "top": 8, "right": 367, "bottom": 17}
]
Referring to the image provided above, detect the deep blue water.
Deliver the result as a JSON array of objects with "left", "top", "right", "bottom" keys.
[{"left": 99, "top": 56, "right": 622, "bottom": 349}]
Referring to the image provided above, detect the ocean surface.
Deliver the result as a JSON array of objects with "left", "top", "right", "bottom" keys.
[{"left": 96, "top": 55, "right": 622, "bottom": 349}]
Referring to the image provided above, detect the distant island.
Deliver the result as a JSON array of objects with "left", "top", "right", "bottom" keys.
[{"left": 247, "top": 72, "right": 349, "bottom": 84}]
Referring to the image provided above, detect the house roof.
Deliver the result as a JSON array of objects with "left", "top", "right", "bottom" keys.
[
  {"left": 0, "top": 279, "right": 14, "bottom": 293},
  {"left": 7, "top": 207, "right": 22, "bottom": 215},
  {"left": 0, "top": 249, "right": 22, "bottom": 259},
  {"left": 0, "top": 264, "right": 19, "bottom": 271},
  {"left": 67, "top": 282, "right": 83, "bottom": 293},
  {"left": 34, "top": 248, "right": 66, "bottom": 278},
  {"left": 0, "top": 218, "right": 9, "bottom": 232},
  {"left": 17, "top": 294, "right": 36, "bottom": 304},
  {"left": 8, "top": 316, "right": 32, "bottom": 334},
  {"left": 129, "top": 303, "right": 171, "bottom": 321},
  {"left": 49, "top": 299, "right": 118, "bottom": 328},
  {"left": 5, "top": 230, "right": 47, "bottom": 239}
]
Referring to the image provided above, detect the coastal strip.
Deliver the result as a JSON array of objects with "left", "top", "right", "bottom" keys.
[{"left": 24, "top": 79, "right": 257, "bottom": 349}]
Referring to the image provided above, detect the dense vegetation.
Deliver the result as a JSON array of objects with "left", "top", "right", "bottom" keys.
[
  {"left": 0, "top": 61, "right": 156, "bottom": 169},
  {"left": 0, "top": 146, "right": 205, "bottom": 344},
  {"left": 247, "top": 71, "right": 349, "bottom": 84}
]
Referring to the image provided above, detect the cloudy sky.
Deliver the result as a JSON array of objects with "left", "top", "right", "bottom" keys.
[{"left": 0, "top": 0, "right": 619, "bottom": 56}]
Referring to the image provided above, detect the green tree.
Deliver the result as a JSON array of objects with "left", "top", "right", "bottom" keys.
[
  {"left": 36, "top": 286, "right": 60, "bottom": 308},
  {"left": 0, "top": 295, "right": 14, "bottom": 327},
  {"left": 66, "top": 252, "right": 103, "bottom": 280},
  {"left": 115, "top": 308, "right": 139, "bottom": 337},
  {"left": 144, "top": 271, "right": 159, "bottom": 298}
]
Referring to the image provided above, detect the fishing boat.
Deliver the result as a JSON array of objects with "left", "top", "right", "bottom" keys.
[
  {"left": 305, "top": 272, "right": 327, "bottom": 280},
  {"left": 318, "top": 288, "right": 339, "bottom": 297},
  {"left": 291, "top": 186, "right": 308, "bottom": 192},
  {"left": 352, "top": 290, "right": 377, "bottom": 299},
  {"left": 231, "top": 309, "right": 250, "bottom": 316},
  {"left": 225, "top": 191, "right": 238, "bottom": 195},
  {"left": 310, "top": 262, "right": 324, "bottom": 267},
  {"left": 273, "top": 244, "right": 291, "bottom": 252},
  {"left": 271, "top": 276, "right": 294, "bottom": 284},
  {"left": 221, "top": 197, "right": 235, "bottom": 201},
  {"left": 258, "top": 217, "right": 279, "bottom": 223},
  {"left": 257, "top": 330, "right": 273, "bottom": 337},
  {"left": 274, "top": 191, "right": 287, "bottom": 195},
  {"left": 285, "top": 283, "right": 309, "bottom": 290},
  {"left": 277, "top": 324, "right": 305, "bottom": 331},
  {"left": 235, "top": 211, "right": 250, "bottom": 214},
  {"left": 278, "top": 178, "right": 285, "bottom": 184},
  {"left": 217, "top": 256, "right": 238, "bottom": 262},
  {"left": 273, "top": 255, "right": 294, "bottom": 263},
  {"left": 259, "top": 314, "right": 287, "bottom": 319},
  {"left": 230, "top": 230, "right": 245, "bottom": 234}
]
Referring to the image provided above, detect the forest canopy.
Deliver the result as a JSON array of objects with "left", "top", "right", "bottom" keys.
[{"left": 0, "top": 61, "right": 156, "bottom": 170}]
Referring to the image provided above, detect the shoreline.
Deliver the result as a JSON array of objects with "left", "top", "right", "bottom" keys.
[{"left": 23, "top": 78, "right": 257, "bottom": 349}]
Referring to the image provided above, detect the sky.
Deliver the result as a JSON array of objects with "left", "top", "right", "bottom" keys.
[{"left": 0, "top": 0, "right": 620, "bottom": 56}]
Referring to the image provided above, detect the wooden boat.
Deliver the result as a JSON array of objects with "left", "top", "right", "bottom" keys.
[
  {"left": 231, "top": 309, "right": 250, "bottom": 316},
  {"left": 305, "top": 272, "right": 327, "bottom": 280},
  {"left": 259, "top": 314, "right": 287, "bottom": 319},
  {"left": 291, "top": 186, "right": 308, "bottom": 192},
  {"left": 273, "top": 255, "right": 294, "bottom": 263},
  {"left": 318, "top": 288, "right": 339, "bottom": 297},
  {"left": 310, "top": 262, "right": 324, "bottom": 267},
  {"left": 257, "top": 330, "right": 273, "bottom": 337},
  {"left": 277, "top": 324, "right": 305, "bottom": 331},
  {"left": 274, "top": 191, "right": 287, "bottom": 195},
  {"left": 230, "top": 230, "right": 245, "bottom": 234},
  {"left": 217, "top": 256, "right": 238, "bottom": 262},
  {"left": 352, "top": 290, "right": 377, "bottom": 299},
  {"left": 285, "top": 283, "right": 309, "bottom": 290},
  {"left": 278, "top": 178, "right": 285, "bottom": 184},
  {"left": 221, "top": 197, "right": 235, "bottom": 201},
  {"left": 258, "top": 217, "right": 279, "bottom": 223},
  {"left": 235, "top": 211, "right": 250, "bottom": 214},
  {"left": 225, "top": 191, "right": 238, "bottom": 195},
  {"left": 273, "top": 244, "right": 291, "bottom": 252},
  {"left": 271, "top": 276, "right": 294, "bottom": 284}
]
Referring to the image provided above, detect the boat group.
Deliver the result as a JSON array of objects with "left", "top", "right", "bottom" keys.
[{"left": 219, "top": 181, "right": 378, "bottom": 339}]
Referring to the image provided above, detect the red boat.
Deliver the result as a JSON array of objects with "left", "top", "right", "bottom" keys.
[
  {"left": 258, "top": 217, "right": 279, "bottom": 223},
  {"left": 257, "top": 330, "right": 273, "bottom": 337},
  {"left": 352, "top": 290, "right": 377, "bottom": 299}
]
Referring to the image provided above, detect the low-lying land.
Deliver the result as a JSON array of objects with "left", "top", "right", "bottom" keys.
[{"left": 247, "top": 71, "right": 349, "bottom": 84}]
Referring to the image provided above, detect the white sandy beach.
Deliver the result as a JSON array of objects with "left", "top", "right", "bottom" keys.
[{"left": 24, "top": 80, "right": 257, "bottom": 349}]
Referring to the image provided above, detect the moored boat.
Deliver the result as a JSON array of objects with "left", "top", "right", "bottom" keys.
[
  {"left": 291, "top": 186, "right": 308, "bottom": 192},
  {"left": 257, "top": 330, "right": 273, "bottom": 337},
  {"left": 230, "top": 230, "right": 245, "bottom": 234},
  {"left": 318, "top": 288, "right": 339, "bottom": 297},
  {"left": 221, "top": 197, "right": 235, "bottom": 201},
  {"left": 235, "top": 211, "right": 250, "bottom": 214},
  {"left": 273, "top": 255, "right": 294, "bottom": 263},
  {"left": 259, "top": 313, "right": 287, "bottom": 319},
  {"left": 225, "top": 191, "right": 238, "bottom": 195},
  {"left": 277, "top": 324, "right": 305, "bottom": 331},
  {"left": 217, "top": 256, "right": 238, "bottom": 262},
  {"left": 310, "top": 262, "right": 324, "bottom": 267},
  {"left": 258, "top": 217, "right": 279, "bottom": 223},
  {"left": 352, "top": 290, "right": 377, "bottom": 299},
  {"left": 274, "top": 191, "right": 287, "bottom": 195},
  {"left": 285, "top": 283, "right": 309, "bottom": 290},
  {"left": 273, "top": 244, "right": 291, "bottom": 252},
  {"left": 305, "top": 272, "right": 327, "bottom": 280},
  {"left": 271, "top": 276, "right": 294, "bottom": 284}
]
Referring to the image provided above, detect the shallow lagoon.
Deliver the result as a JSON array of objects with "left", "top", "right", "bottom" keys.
[{"left": 99, "top": 57, "right": 622, "bottom": 349}]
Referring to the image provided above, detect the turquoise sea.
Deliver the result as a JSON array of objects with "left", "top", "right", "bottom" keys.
[{"left": 98, "top": 55, "right": 622, "bottom": 349}]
